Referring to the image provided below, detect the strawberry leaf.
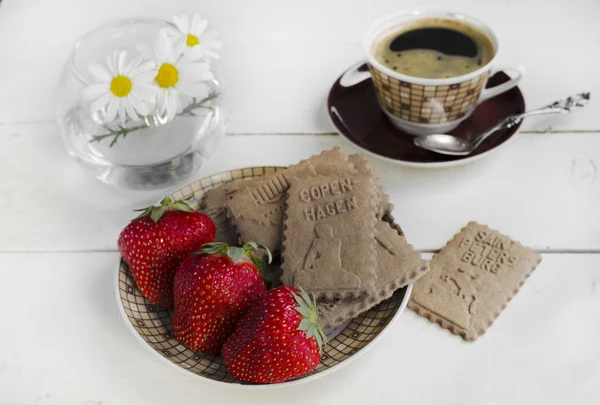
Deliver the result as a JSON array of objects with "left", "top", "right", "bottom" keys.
[
  {"left": 243, "top": 242, "right": 273, "bottom": 264},
  {"left": 150, "top": 206, "right": 167, "bottom": 223},
  {"left": 131, "top": 196, "right": 196, "bottom": 222},
  {"left": 293, "top": 293, "right": 305, "bottom": 307},
  {"left": 306, "top": 325, "right": 317, "bottom": 339},
  {"left": 293, "top": 288, "right": 328, "bottom": 351},
  {"left": 160, "top": 196, "right": 173, "bottom": 205},
  {"left": 295, "top": 305, "right": 311, "bottom": 319},
  {"left": 298, "top": 318, "right": 311, "bottom": 331},
  {"left": 247, "top": 252, "right": 266, "bottom": 272},
  {"left": 170, "top": 202, "right": 194, "bottom": 212},
  {"left": 198, "top": 242, "right": 228, "bottom": 255},
  {"left": 315, "top": 331, "right": 324, "bottom": 349},
  {"left": 227, "top": 246, "right": 245, "bottom": 263},
  {"left": 133, "top": 207, "right": 153, "bottom": 220},
  {"left": 300, "top": 288, "right": 312, "bottom": 308}
]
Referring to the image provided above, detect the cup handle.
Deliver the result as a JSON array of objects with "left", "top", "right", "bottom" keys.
[
  {"left": 478, "top": 66, "right": 525, "bottom": 103},
  {"left": 340, "top": 60, "right": 372, "bottom": 87}
]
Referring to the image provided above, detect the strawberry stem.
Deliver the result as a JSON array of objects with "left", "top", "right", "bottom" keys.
[
  {"left": 294, "top": 287, "right": 328, "bottom": 351},
  {"left": 198, "top": 242, "right": 273, "bottom": 272},
  {"left": 132, "top": 196, "right": 194, "bottom": 222}
]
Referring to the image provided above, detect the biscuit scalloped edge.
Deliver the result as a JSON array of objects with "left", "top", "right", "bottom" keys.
[
  {"left": 348, "top": 154, "right": 394, "bottom": 218},
  {"left": 281, "top": 173, "right": 380, "bottom": 301},
  {"left": 323, "top": 215, "right": 429, "bottom": 327},
  {"left": 409, "top": 221, "right": 542, "bottom": 342}
]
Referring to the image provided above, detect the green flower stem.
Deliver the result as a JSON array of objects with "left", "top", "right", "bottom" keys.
[
  {"left": 90, "top": 92, "right": 219, "bottom": 147},
  {"left": 179, "top": 92, "right": 219, "bottom": 116},
  {"left": 91, "top": 123, "right": 150, "bottom": 147}
]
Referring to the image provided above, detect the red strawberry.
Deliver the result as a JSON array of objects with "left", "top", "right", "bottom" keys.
[
  {"left": 118, "top": 196, "right": 215, "bottom": 308},
  {"left": 222, "top": 285, "right": 327, "bottom": 384},
  {"left": 173, "top": 242, "right": 272, "bottom": 354}
]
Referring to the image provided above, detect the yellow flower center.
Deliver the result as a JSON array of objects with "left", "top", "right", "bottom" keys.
[
  {"left": 155, "top": 63, "right": 179, "bottom": 88},
  {"left": 110, "top": 75, "right": 132, "bottom": 97},
  {"left": 186, "top": 34, "right": 200, "bottom": 47}
]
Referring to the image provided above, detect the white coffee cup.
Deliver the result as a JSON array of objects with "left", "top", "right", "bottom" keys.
[{"left": 341, "top": 9, "right": 524, "bottom": 136}]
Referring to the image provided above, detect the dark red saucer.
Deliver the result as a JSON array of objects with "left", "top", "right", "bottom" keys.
[{"left": 328, "top": 63, "right": 526, "bottom": 167}]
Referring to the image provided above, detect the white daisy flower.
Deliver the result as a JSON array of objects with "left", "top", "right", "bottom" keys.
[
  {"left": 170, "top": 13, "right": 223, "bottom": 61},
  {"left": 153, "top": 31, "right": 214, "bottom": 122},
  {"left": 82, "top": 50, "right": 157, "bottom": 123}
]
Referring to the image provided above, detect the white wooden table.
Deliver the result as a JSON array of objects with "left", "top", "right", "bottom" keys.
[{"left": 1, "top": 0, "right": 599, "bottom": 404}]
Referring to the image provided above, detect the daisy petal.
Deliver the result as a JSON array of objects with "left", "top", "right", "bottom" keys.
[
  {"left": 134, "top": 69, "right": 157, "bottom": 83},
  {"left": 106, "top": 98, "right": 118, "bottom": 122},
  {"left": 177, "top": 82, "right": 210, "bottom": 98},
  {"left": 106, "top": 54, "right": 116, "bottom": 74},
  {"left": 155, "top": 31, "right": 173, "bottom": 63},
  {"left": 89, "top": 92, "right": 112, "bottom": 114},
  {"left": 175, "top": 95, "right": 183, "bottom": 114},
  {"left": 116, "top": 51, "right": 127, "bottom": 75},
  {"left": 173, "top": 14, "right": 189, "bottom": 35},
  {"left": 89, "top": 63, "right": 112, "bottom": 81},
  {"left": 203, "top": 28, "right": 220, "bottom": 40},
  {"left": 128, "top": 93, "right": 149, "bottom": 116},
  {"left": 166, "top": 91, "right": 178, "bottom": 121},
  {"left": 195, "top": 17, "right": 208, "bottom": 36},
  {"left": 117, "top": 100, "right": 126, "bottom": 122},
  {"left": 203, "top": 38, "right": 223, "bottom": 49},
  {"left": 204, "top": 49, "right": 220, "bottom": 60},
  {"left": 156, "top": 90, "right": 167, "bottom": 115},
  {"left": 135, "top": 83, "right": 159, "bottom": 101},
  {"left": 191, "top": 69, "right": 214, "bottom": 82},
  {"left": 82, "top": 83, "right": 109, "bottom": 101},
  {"left": 125, "top": 55, "right": 143, "bottom": 76},
  {"left": 191, "top": 13, "right": 203, "bottom": 34},
  {"left": 173, "top": 40, "right": 186, "bottom": 60},
  {"left": 111, "top": 51, "right": 122, "bottom": 74},
  {"left": 123, "top": 99, "right": 140, "bottom": 121},
  {"left": 178, "top": 62, "right": 211, "bottom": 79}
]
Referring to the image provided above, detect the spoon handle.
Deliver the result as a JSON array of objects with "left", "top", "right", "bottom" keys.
[{"left": 471, "top": 92, "right": 591, "bottom": 150}]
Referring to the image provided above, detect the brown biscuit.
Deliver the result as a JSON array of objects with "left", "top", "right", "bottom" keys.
[
  {"left": 317, "top": 219, "right": 429, "bottom": 328},
  {"left": 348, "top": 154, "right": 392, "bottom": 218},
  {"left": 201, "top": 180, "right": 247, "bottom": 246},
  {"left": 409, "top": 222, "right": 542, "bottom": 341},
  {"left": 201, "top": 175, "right": 273, "bottom": 246},
  {"left": 281, "top": 174, "right": 379, "bottom": 300},
  {"left": 225, "top": 147, "right": 357, "bottom": 254}
]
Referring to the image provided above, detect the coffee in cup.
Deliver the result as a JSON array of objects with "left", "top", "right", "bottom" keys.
[
  {"left": 339, "top": 10, "right": 524, "bottom": 136},
  {"left": 371, "top": 18, "right": 495, "bottom": 79}
]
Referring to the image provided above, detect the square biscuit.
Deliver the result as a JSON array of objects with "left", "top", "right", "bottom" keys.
[
  {"left": 225, "top": 147, "right": 357, "bottom": 254},
  {"left": 409, "top": 222, "right": 542, "bottom": 341},
  {"left": 281, "top": 174, "right": 379, "bottom": 300},
  {"left": 318, "top": 219, "right": 429, "bottom": 328}
]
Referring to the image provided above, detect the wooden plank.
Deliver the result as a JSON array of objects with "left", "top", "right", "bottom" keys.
[
  {"left": 0, "top": 252, "right": 597, "bottom": 404},
  {"left": 0, "top": 0, "right": 598, "bottom": 132},
  {"left": 1, "top": 124, "right": 599, "bottom": 252}
]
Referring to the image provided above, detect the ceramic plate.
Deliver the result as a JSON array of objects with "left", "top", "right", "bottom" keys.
[
  {"left": 328, "top": 64, "right": 526, "bottom": 168},
  {"left": 115, "top": 167, "right": 412, "bottom": 387}
]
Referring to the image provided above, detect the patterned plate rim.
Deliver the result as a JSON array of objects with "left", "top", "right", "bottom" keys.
[{"left": 114, "top": 166, "right": 413, "bottom": 388}]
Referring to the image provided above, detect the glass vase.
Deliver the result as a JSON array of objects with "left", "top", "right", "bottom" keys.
[{"left": 55, "top": 19, "right": 225, "bottom": 190}]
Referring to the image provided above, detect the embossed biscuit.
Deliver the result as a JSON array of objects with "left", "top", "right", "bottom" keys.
[
  {"left": 226, "top": 147, "right": 357, "bottom": 254},
  {"left": 281, "top": 174, "right": 379, "bottom": 300},
  {"left": 201, "top": 176, "right": 271, "bottom": 246},
  {"left": 409, "top": 222, "right": 542, "bottom": 341},
  {"left": 201, "top": 179, "right": 248, "bottom": 246},
  {"left": 348, "top": 154, "right": 392, "bottom": 218},
  {"left": 317, "top": 219, "right": 429, "bottom": 328}
]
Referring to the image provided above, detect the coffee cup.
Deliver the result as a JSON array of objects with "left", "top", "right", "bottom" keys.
[{"left": 340, "top": 10, "right": 524, "bottom": 136}]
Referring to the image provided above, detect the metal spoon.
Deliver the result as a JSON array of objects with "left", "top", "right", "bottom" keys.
[{"left": 413, "top": 92, "right": 590, "bottom": 156}]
